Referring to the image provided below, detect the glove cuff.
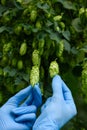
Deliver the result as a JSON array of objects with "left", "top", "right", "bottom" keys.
[{"left": 33, "top": 117, "right": 59, "bottom": 130}]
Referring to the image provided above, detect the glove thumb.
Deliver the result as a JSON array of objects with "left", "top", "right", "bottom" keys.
[{"left": 52, "top": 75, "right": 63, "bottom": 99}]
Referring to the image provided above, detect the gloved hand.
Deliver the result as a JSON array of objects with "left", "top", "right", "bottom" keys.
[
  {"left": 0, "top": 84, "right": 42, "bottom": 130},
  {"left": 33, "top": 75, "right": 77, "bottom": 130}
]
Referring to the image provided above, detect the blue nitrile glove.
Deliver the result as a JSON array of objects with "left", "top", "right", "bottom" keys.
[
  {"left": 33, "top": 75, "right": 77, "bottom": 130},
  {"left": 0, "top": 84, "right": 42, "bottom": 130}
]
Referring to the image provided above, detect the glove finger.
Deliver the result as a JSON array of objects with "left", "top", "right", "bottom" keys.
[
  {"left": 21, "top": 93, "right": 33, "bottom": 106},
  {"left": 41, "top": 97, "right": 52, "bottom": 112},
  {"left": 62, "top": 81, "right": 74, "bottom": 103},
  {"left": 15, "top": 113, "right": 36, "bottom": 122},
  {"left": 32, "top": 84, "right": 42, "bottom": 107},
  {"left": 7, "top": 86, "right": 32, "bottom": 106},
  {"left": 52, "top": 75, "right": 63, "bottom": 99},
  {"left": 12, "top": 105, "right": 37, "bottom": 115},
  {"left": 62, "top": 81, "right": 77, "bottom": 115}
]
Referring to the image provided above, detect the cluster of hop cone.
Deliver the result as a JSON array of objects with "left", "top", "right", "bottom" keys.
[{"left": 30, "top": 49, "right": 59, "bottom": 87}]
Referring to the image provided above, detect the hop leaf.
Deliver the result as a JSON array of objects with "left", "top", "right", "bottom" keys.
[
  {"left": 49, "top": 61, "right": 59, "bottom": 78},
  {"left": 30, "top": 66, "right": 39, "bottom": 87}
]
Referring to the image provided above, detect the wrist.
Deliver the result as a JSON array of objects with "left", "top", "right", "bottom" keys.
[
  {"left": 33, "top": 118, "right": 59, "bottom": 130},
  {"left": 33, "top": 127, "right": 59, "bottom": 130}
]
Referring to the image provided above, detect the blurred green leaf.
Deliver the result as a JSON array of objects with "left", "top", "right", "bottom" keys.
[
  {"left": 53, "top": 0, "right": 76, "bottom": 10},
  {"left": 14, "top": 77, "right": 22, "bottom": 85},
  {"left": 76, "top": 50, "right": 85, "bottom": 63},
  {"left": 63, "top": 1, "right": 76, "bottom": 10},
  {"left": 62, "top": 30, "right": 70, "bottom": 41},
  {"left": 3, "top": 66, "right": 10, "bottom": 73},
  {"left": 63, "top": 39, "right": 71, "bottom": 53},
  {"left": 37, "top": 2, "right": 50, "bottom": 13},
  {"left": 0, "top": 5, "right": 6, "bottom": 16},
  {"left": 71, "top": 47, "right": 78, "bottom": 54},
  {"left": 46, "top": 20, "right": 53, "bottom": 27},
  {"left": 49, "top": 32, "right": 61, "bottom": 42},
  {"left": 13, "top": 0, "right": 23, "bottom": 9},
  {"left": 9, "top": 69, "right": 17, "bottom": 77},
  {"left": 0, "top": 26, "right": 7, "bottom": 33},
  {"left": 0, "top": 26, "right": 13, "bottom": 33},
  {"left": 72, "top": 18, "right": 82, "bottom": 32},
  {"left": 22, "top": 73, "right": 29, "bottom": 82},
  {"left": 80, "top": 45, "right": 87, "bottom": 53},
  {"left": 3, "top": 67, "right": 16, "bottom": 77}
]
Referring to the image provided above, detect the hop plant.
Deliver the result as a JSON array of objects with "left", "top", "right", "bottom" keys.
[
  {"left": 30, "top": 66, "right": 39, "bottom": 87},
  {"left": 32, "top": 50, "right": 40, "bottom": 66},
  {"left": 81, "top": 62, "right": 87, "bottom": 104},
  {"left": 49, "top": 60, "right": 59, "bottom": 78}
]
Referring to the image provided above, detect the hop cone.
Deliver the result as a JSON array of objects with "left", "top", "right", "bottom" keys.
[
  {"left": 30, "top": 66, "right": 39, "bottom": 87},
  {"left": 49, "top": 61, "right": 59, "bottom": 78},
  {"left": 32, "top": 50, "right": 40, "bottom": 66}
]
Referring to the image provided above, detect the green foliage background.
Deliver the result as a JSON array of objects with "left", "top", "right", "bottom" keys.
[{"left": 0, "top": 0, "right": 87, "bottom": 129}]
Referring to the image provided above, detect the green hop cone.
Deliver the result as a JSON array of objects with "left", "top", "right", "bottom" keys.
[
  {"left": 1, "top": 0, "right": 6, "bottom": 5},
  {"left": 12, "top": 58, "right": 17, "bottom": 67},
  {"left": 38, "top": 39, "right": 45, "bottom": 55},
  {"left": 14, "top": 24, "right": 22, "bottom": 35},
  {"left": 30, "top": 10, "right": 37, "bottom": 22},
  {"left": 32, "top": 50, "right": 40, "bottom": 66},
  {"left": 59, "top": 22, "right": 65, "bottom": 30},
  {"left": 38, "top": 39, "right": 45, "bottom": 49},
  {"left": 16, "top": 0, "right": 23, "bottom": 4},
  {"left": 56, "top": 40, "right": 64, "bottom": 58},
  {"left": 32, "top": 39, "right": 37, "bottom": 49},
  {"left": 49, "top": 61, "right": 59, "bottom": 78},
  {"left": 19, "top": 41, "right": 27, "bottom": 56},
  {"left": 17, "top": 60, "right": 23, "bottom": 70},
  {"left": 36, "top": 21, "right": 42, "bottom": 30},
  {"left": 3, "top": 42, "right": 12, "bottom": 55},
  {"left": 79, "top": 7, "right": 85, "bottom": 16},
  {"left": 53, "top": 15, "right": 62, "bottom": 21},
  {"left": 1, "top": 56, "right": 8, "bottom": 66},
  {"left": 30, "top": 66, "right": 39, "bottom": 87}
]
